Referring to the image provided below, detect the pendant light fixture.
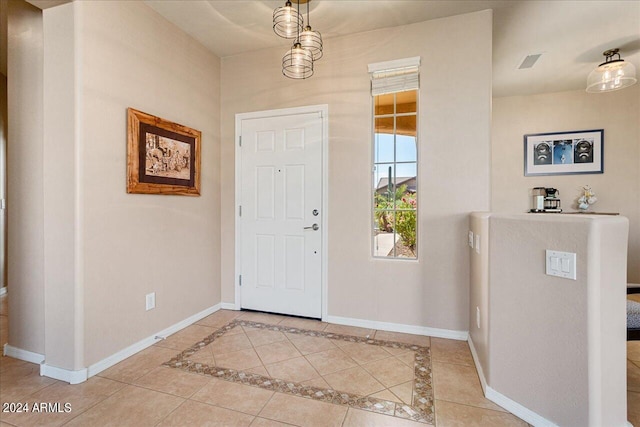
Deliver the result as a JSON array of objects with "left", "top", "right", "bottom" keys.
[
  {"left": 282, "top": 43, "right": 314, "bottom": 79},
  {"left": 299, "top": 0, "right": 323, "bottom": 61},
  {"left": 586, "top": 48, "right": 637, "bottom": 93},
  {"left": 273, "top": 1, "right": 303, "bottom": 39},
  {"left": 282, "top": 0, "right": 313, "bottom": 79}
]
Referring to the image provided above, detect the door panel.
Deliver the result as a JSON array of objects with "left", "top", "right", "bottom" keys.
[
  {"left": 256, "top": 166, "right": 275, "bottom": 220},
  {"left": 285, "top": 165, "right": 305, "bottom": 219},
  {"left": 255, "top": 234, "right": 275, "bottom": 288},
  {"left": 240, "top": 112, "right": 322, "bottom": 318}
]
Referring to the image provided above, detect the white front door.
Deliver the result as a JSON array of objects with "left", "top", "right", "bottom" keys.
[{"left": 238, "top": 109, "right": 324, "bottom": 318}]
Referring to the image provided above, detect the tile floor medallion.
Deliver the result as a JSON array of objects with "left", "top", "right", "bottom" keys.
[{"left": 164, "top": 319, "right": 434, "bottom": 424}]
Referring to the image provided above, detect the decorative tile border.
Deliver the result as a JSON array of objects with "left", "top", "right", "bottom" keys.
[{"left": 164, "top": 320, "right": 434, "bottom": 424}]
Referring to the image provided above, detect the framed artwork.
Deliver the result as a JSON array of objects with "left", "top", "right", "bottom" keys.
[
  {"left": 524, "top": 129, "right": 604, "bottom": 176},
  {"left": 127, "top": 108, "right": 201, "bottom": 196}
]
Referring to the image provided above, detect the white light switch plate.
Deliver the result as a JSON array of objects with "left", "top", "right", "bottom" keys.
[
  {"left": 545, "top": 250, "right": 576, "bottom": 280},
  {"left": 468, "top": 231, "right": 474, "bottom": 248}
]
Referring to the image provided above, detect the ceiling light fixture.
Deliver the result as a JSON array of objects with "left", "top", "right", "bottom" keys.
[
  {"left": 282, "top": 43, "right": 314, "bottom": 79},
  {"left": 273, "top": 1, "right": 303, "bottom": 39},
  {"left": 299, "top": 0, "right": 322, "bottom": 61},
  {"left": 281, "top": 0, "right": 313, "bottom": 79},
  {"left": 586, "top": 48, "right": 637, "bottom": 93}
]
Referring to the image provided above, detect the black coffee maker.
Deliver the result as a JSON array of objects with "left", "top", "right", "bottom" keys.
[{"left": 543, "top": 188, "right": 562, "bottom": 212}]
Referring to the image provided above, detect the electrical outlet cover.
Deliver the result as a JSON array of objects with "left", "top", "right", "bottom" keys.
[{"left": 146, "top": 292, "right": 156, "bottom": 311}]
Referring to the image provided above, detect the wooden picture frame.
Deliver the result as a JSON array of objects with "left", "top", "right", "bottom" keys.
[
  {"left": 524, "top": 129, "right": 604, "bottom": 176},
  {"left": 127, "top": 108, "right": 201, "bottom": 196}
]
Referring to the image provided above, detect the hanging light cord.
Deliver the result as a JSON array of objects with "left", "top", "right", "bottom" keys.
[{"left": 295, "top": 0, "right": 300, "bottom": 44}]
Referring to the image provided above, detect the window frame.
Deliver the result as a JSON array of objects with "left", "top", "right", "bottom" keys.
[{"left": 371, "top": 89, "right": 419, "bottom": 260}]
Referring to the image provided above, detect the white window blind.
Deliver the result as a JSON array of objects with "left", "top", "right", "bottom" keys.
[{"left": 369, "top": 57, "right": 420, "bottom": 96}]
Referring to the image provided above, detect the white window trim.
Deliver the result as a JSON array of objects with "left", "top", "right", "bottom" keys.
[
  {"left": 368, "top": 56, "right": 421, "bottom": 74},
  {"left": 369, "top": 57, "right": 421, "bottom": 96}
]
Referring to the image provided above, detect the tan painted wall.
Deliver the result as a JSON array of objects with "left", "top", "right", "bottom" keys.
[
  {"left": 42, "top": 2, "right": 79, "bottom": 370},
  {"left": 10, "top": 0, "right": 221, "bottom": 367},
  {"left": 487, "top": 213, "right": 627, "bottom": 426},
  {"left": 1, "top": 73, "right": 6, "bottom": 290},
  {"left": 76, "top": 1, "right": 221, "bottom": 365},
  {"left": 221, "top": 10, "right": 492, "bottom": 331},
  {"left": 1, "top": 0, "right": 7, "bottom": 77},
  {"left": 7, "top": 0, "right": 44, "bottom": 355},
  {"left": 468, "top": 212, "right": 490, "bottom": 382},
  {"left": 492, "top": 86, "right": 640, "bottom": 283},
  {"left": 1, "top": 0, "right": 6, "bottom": 289}
]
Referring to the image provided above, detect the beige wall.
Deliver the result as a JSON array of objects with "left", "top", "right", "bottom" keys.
[
  {"left": 468, "top": 212, "right": 490, "bottom": 383},
  {"left": 77, "top": 0, "right": 221, "bottom": 365},
  {"left": 1, "top": 0, "right": 7, "bottom": 289},
  {"left": 492, "top": 85, "right": 640, "bottom": 283},
  {"left": 42, "top": 2, "right": 79, "bottom": 370},
  {"left": 221, "top": 10, "right": 492, "bottom": 331},
  {"left": 1, "top": 73, "right": 6, "bottom": 290},
  {"left": 10, "top": 0, "right": 221, "bottom": 368},
  {"left": 485, "top": 213, "right": 627, "bottom": 426},
  {"left": 7, "top": 0, "right": 44, "bottom": 355},
  {"left": 1, "top": 0, "right": 7, "bottom": 77}
]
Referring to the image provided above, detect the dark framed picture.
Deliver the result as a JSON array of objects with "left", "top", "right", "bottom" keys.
[
  {"left": 127, "top": 108, "right": 201, "bottom": 196},
  {"left": 524, "top": 129, "right": 603, "bottom": 176}
]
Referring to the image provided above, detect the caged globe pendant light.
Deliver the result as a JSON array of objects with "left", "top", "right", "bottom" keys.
[
  {"left": 282, "top": 0, "right": 313, "bottom": 79},
  {"left": 282, "top": 42, "right": 314, "bottom": 79},
  {"left": 273, "top": 1, "right": 303, "bottom": 39},
  {"left": 586, "top": 48, "right": 637, "bottom": 93},
  {"left": 299, "top": 0, "right": 323, "bottom": 61}
]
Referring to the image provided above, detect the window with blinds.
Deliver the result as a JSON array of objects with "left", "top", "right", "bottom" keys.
[{"left": 370, "top": 57, "right": 419, "bottom": 259}]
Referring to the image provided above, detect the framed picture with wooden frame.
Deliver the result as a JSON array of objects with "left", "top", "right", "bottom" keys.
[{"left": 127, "top": 108, "right": 201, "bottom": 196}]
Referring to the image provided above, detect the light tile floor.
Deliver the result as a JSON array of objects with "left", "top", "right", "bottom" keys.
[
  {"left": 627, "top": 341, "right": 640, "bottom": 426},
  {"left": 0, "top": 296, "right": 535, "bottom": 426}
]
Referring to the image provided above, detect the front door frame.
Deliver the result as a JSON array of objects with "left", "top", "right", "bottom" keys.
[{"left": 234, "top": 104, "right": 329, "bottom": 320}]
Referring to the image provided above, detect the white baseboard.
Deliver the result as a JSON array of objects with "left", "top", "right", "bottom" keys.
[
  {"left": 485, "top": 386, "right": 559, "bottom": 427},
  {"left": 467, "top": 336, "right": 487, "bottom": 393},
  {"left": 324, "top": 315, "right": 468, "bottom": 341},
  {"left": 469, "top": 339, "right": 630, "bottom": 427},
  {"left": 220, "top": 302, "right": 238, "bottom": 310},
  {"left": 3, "top": 304, "right": 221, "bottom": 384},
  {"left": 468, "top": 337, "right": 558, "bottom": 426},
  {"left": 40, "top": 363, "right": 87, "bottom": 385},
  {"left": 3, "top": 343, "right": 45, "bottom": 364},
  {"left": 0, "top": 286, "right": 7, "bottom": 296},
  {"left": 3, "top": 304, "right": 222, "bottom": 383},
  {"left": 87, "top": 303, "right": 221, "bottom": 378}
]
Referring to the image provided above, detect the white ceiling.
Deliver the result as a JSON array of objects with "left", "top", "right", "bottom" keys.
[
  {"left": 145, "top": 0, "right": 640, "bottom": 97},
  {"left": 20, "top": 0, "right": 640, "bottom": 97}
]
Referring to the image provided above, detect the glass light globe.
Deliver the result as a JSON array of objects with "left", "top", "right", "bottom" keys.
[
  {"left": 586, "top": 59, "right": 637, "bottom": 93},
  {"left": 300, "top": 26, "right": 323, "bottom": 60},
  {"left": 273, "top": 1, "right": 303, "bottom": 39},
  {"left": 282, "top": 43, "right": 313, "bottom": 79}
]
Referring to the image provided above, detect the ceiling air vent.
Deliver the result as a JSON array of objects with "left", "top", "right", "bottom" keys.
[{"left": 518, "top": 53, "right": 543, "bottom": 69}]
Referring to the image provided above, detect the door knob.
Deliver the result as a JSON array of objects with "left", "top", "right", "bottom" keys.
[{"left": 304, "top": 223, "right": 319, "bottom": 231}]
